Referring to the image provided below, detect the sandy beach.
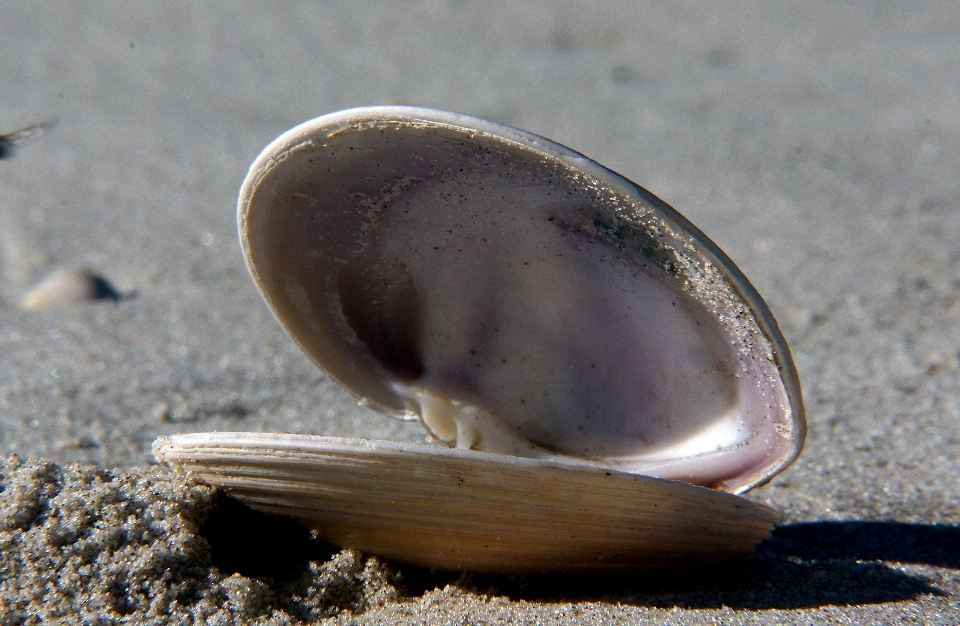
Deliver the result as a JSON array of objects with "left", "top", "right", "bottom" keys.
[{"left": 1, "top": 2, "right": 958, "bottom": 623}]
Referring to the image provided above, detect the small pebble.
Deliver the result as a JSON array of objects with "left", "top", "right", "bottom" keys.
[{"left": 22, "top": 267, "right": 121, "bottom": 310}]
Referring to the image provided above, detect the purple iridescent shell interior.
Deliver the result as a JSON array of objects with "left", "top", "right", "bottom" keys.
[{"left": 238, "top": 107, "right": 805, "bottom": 494}]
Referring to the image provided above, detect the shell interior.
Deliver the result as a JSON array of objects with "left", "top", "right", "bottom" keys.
[{"left": 238, "top": 106, "right": 805, "bottom": 494}]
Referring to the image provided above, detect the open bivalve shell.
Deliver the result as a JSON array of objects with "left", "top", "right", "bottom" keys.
[{"left": 153, "top": 106, "right": 805, "bottom": 574}]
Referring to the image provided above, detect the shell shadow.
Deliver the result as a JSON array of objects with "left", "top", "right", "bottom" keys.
[
  {"left": 768, "top": 520, "right": 959, "bottom": 569},
  {"left": 198, "top": 497, "right": 949, "bottom": 609},
  {"left": 200, "top": 493, "right": 339, "bottom": 583},
  {"left": 84, "top": 272, "right": 126, "bottom": 303},
  {"left": 0, "top": 139, "right": 15, "bottom": 160},
  {"left": 402, "top": 521, "right": 951, "bottom": 609}
]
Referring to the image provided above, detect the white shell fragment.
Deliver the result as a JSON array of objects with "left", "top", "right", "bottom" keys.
[
  {"left": 153, "top": 432, "right": 779, "bottom": 574},
  {"left": 0, "top": 119, "right": 56, "bottom": 160},
  {"left": 22, "top": 267, "right": 120, "bottom": 310},
  {"left": 155, "top": 106, "right": 806, "bottom": 572}
]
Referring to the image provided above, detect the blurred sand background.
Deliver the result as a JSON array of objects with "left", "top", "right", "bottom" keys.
[{"left": 1, "top": 1, "right": 959, "bottom": 623}]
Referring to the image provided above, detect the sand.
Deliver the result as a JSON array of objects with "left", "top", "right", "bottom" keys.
[{"left": 1, "top": 1, "right": 958, "bottom": 623}]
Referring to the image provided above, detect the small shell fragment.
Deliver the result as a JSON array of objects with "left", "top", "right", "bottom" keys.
[
  {"left": 153, "top": 432, "right": 779, "bottom": 574},
  {"left": 0, "top": 120, "right": 56, "bottom": 160},
  {"left": 22, "top": 267, "right": 121, "bottom": 310}
]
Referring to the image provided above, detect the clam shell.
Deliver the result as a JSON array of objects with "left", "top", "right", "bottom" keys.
[
  {"left": 236, "top": 106, "right": 804, "bottom": 493},
  {"left": 153, "top": 432, "right": 778, "bottom": 574},
  {"left": 153, "top": 106, "right": 805, "bottom": 573}
]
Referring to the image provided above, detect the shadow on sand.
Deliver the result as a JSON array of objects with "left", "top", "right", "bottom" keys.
[
  {"left": 439, "top": 521, "right": 953, "bottom": 609},
  {"left": 202, "top": 495, "right": 951, "bottom": 609}
]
